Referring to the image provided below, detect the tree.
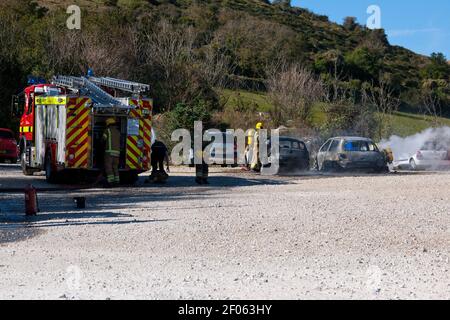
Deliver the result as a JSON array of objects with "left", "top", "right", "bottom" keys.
[
  {"left": 343, "top": 17, "right": 358, "bottom": 31},
  {"left": 362, "top": 79, "right": 400, "bottom": 140},
  {"left": 167, "top": 100, "right": 213, "bottom": 135},
  {"left": 144, "top": 20, "right": 217, "bottom": 111},
  {"left": 345, "top": 47, "right": 381, "bottom": 81},
  {"left": 420, "top": 78, "right": 450, "bottom": 122},
  {"left": 421, "top": 52, "right": 450, "bottom": 80},
  {"left": 266, "top": 61, "right": 324, "bottom": 126},
  {"left": 272, "top": 0, "right": 291, "bottom": 8},
  {"left": 421, "top": 88, "right": 442, "bottom": 127},
  {"left": 197, "top": 45, "right": 235, "bottom": 89}
]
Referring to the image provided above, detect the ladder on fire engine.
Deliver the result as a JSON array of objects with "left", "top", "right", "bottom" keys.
[
  {"left": 88, "top": 77, "right": 150, "bottom": 95},
  {"left": 52, "top": 75, "right": 129, "bottom": 109}
]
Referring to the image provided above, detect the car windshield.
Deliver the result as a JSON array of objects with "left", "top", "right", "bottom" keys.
[
  {"left": 343, "top": 140, "right": 378, "bottom": 152},
  {"left": 0, "top": 131, "right": 14, "bottom": 139}
]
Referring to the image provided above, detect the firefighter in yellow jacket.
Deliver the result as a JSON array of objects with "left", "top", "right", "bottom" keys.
[
  {"left": 250, "top": 122, "right": 263, "bottom": 171},
  {"left": 102, "top": 117, "right": 121, "bottom": 187}
]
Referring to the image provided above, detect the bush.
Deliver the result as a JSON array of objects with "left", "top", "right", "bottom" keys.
[{"left": 166, "top": 99, "right": 213, "bottom": 134}]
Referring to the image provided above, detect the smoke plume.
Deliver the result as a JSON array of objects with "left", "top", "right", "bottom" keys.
[{"left": 379, "top": 126, "right": 450, "bottom": 161}]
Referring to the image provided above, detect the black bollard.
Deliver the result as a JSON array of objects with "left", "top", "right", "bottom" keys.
[{"left": 73, "top": 197, "right": 86, "bottom": 209}]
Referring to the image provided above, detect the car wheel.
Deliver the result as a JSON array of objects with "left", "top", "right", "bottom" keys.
[
  {"left": 299, "top": 159, "right": 309, "bottom": 171},
  {"left": 409, "top": 158, "right": 417, "bottom": 171},
  {"left": 322, "top": 161, "right": 332, "bottom": 172},
  {"left": 374, "top": 165, "right": 387, "bottom": 173}
]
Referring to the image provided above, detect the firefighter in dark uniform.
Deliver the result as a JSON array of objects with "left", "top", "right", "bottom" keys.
[
  {"left": 147, "top": 140, "right": 170, "bottom": 183},
  {"left": 195, "top": 141, "right": 209, "bottom": 185},
  {"left": 102, "top": 117, "right": 121, "bottom": 187}
]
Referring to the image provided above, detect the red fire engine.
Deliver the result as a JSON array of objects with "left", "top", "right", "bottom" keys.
[{"left": 12, "top": 75, "right": 153, "bottom": 183}]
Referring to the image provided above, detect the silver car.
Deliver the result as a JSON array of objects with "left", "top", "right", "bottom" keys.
[
  {"left": 316, "top": 137, "right": 387, "bottom": 172},
  {"left": 394, "top": 141, "right": 450, "bottom": 171}
]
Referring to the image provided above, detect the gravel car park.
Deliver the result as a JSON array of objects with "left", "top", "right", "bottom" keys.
[{"left": 1, "top": 164, "right": 449, "bottom": 299}]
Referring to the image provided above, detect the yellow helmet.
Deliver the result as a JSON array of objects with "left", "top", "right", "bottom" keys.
[
  {"left": 106, "top": 117, "right": 116, "bottom": 126},
  {"left": 256, "top": 122, "right": 263, "bottom": 130}
]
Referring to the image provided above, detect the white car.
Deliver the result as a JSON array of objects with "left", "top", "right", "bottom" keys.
[{"left": 394, "top": 141, "right": 450, "bottom": 170}]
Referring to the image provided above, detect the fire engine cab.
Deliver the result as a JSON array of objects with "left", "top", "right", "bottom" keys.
[{"left": 12, "top": 75, "right": 153, "bottom": 183}]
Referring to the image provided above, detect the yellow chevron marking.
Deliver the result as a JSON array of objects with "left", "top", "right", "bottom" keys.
[
  {"left": 76, "top": 109, "right": 90, "bottom": 126},
  {"left": 75, "top": 141, "right": 88, "bottom": 158},
  {"left": 74, "top": 155, "right": 88, "bottom": 168},
  {"left": 127, "top": 139, "right": 141, "bottom": 156},
  {"left": 139, "top": 119, "right": 144, "bottom": 137},
  {"left": 66, "top": 129, "right": 81, "bottom": 146}
]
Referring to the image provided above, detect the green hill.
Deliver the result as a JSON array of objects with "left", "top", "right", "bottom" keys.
[
  {"left": 221, "top": 89, "right": 450, "bottom": 138},
  {"left": 31, "top": 0, "right": 430, "bottom": 81}
]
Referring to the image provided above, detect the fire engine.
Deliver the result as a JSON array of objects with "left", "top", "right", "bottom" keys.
[{"left": 12, "top": 74, "right": 153, "bottom": 183}]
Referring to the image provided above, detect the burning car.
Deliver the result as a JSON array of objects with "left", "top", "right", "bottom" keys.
[
  {"left": 393, "top": 141, "right": 450, "bottom": 171},
  {"left": 262, "top": 136, "right": 310, "bottom": 174},
  {"left": 315, "top": 136, "right": 388, "bottom": 172}
]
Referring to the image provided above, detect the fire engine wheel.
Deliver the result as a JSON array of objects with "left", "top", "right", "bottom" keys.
[{"left": 21, "top": 152, "right": 34, "bottom": 176}]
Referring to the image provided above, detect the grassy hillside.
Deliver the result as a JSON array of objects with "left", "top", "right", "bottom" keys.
[
  {"left": 221, "top": 89, "right": 450, "bottom": 138},
  {"left": 32, "top": 0, "right": 430, "bottom": 80}
]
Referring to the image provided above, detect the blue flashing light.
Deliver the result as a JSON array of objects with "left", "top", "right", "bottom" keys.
[{"left": 27, "top": 75, "right": 47, "bottom": 85}]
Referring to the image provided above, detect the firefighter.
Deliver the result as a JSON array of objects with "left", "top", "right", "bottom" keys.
[
  {"left": 382, "top": 147, "right": 394, "bottom": 172},
  {"left": 250, "top": 122, "right": 263, "bottom": 171},
  {"left": 147, "top": 140, "right": 170, "bottom": 183},
  {"left": 243, "top": 128, "right": 255, "bottom": 170},
  {"left": 102, "top": 117, "right": 121, "bottom": 187},
  {"left": 195, "top": 141, "right": 209, "bottom": 185}
]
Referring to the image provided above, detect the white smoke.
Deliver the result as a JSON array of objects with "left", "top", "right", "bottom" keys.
[{"left": 379, "top": 126, "right": 450, "bottom": 161}]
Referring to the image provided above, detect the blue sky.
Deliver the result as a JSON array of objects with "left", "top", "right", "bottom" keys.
[{"left": 291, "top": 0, "right": 450, "bottom": 58}]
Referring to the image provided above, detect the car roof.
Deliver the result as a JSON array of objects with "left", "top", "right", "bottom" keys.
[
  {"left": 0, "top": 128, "right": 13, "bottom": 132},
  {"left": 276, "top": 136, "right": 305, "bottom": 142},
  {"left": 331, "top": 136, "right": 373, "bottom": 141}
]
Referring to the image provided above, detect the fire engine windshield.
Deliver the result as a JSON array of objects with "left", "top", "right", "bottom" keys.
[{"left": 34, "top": 86, "right": 64, "bottom": 95}]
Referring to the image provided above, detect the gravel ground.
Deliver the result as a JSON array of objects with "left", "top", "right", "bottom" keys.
[{"left": 0, "top": 164, "right": 449, "bottom": 300}]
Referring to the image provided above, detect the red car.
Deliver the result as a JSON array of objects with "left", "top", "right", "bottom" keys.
[{"left": 0, "top": 128, "right": 19, "bottom": 163}]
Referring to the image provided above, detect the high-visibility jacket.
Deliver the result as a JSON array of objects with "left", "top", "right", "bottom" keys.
[
  {"left": 250, "top": 130, "right": 261, "bottom": 170},
  {"left": 103, "top": 126, "right": 120, "bottom": 157},
  {"left": 247, "top": 129, "right": 255, "bottom": 146}
]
